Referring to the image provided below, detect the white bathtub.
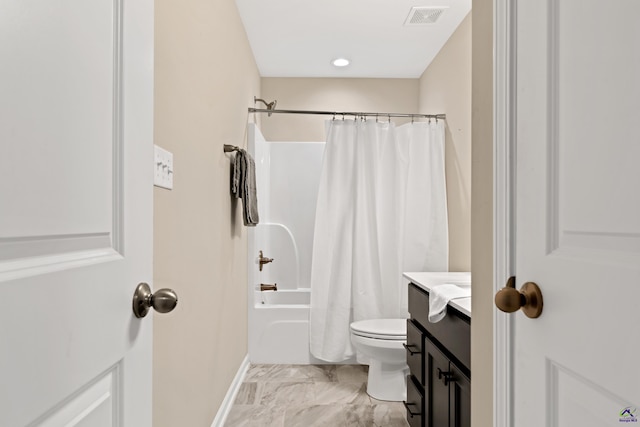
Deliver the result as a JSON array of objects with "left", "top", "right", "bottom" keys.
[
  {"left": 249, "top": 289, "right": 323, "bottom": 364},
  {"left": 258, "top": 289, "right": 310, "bottom": 305}
]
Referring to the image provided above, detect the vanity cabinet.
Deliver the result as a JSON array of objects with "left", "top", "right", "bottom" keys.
[{"left": 405, "top": 283, "right": 470, "bottom": 427}]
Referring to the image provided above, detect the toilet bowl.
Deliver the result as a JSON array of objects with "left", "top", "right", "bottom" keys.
[{"left": 350, "top": 318, "right": 408, "bottom": 401}]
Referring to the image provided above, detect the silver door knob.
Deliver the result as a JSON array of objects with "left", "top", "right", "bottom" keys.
[{"left": 132, "top": 282, "right": 178, "bottom": 318}]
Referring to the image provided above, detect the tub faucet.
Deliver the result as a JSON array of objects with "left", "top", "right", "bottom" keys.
[
  {"left": 260, "top": 283, "right": 278, "bottom": 291},
  {"left": 258, "top": 250, "right": 274, "bottom": 271}
]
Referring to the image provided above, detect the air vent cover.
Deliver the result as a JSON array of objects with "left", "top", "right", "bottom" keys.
[{"left": 404, "top": 7, "right": 448, "bottom": 25}]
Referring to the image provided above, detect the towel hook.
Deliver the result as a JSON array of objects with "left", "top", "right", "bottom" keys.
[{"left": 224, "top": 144, "right": 240, "bottom": 153}]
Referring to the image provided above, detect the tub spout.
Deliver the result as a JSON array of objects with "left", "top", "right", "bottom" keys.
[{"left": 260, "top": 283, "right": 278, "bottom": 291}]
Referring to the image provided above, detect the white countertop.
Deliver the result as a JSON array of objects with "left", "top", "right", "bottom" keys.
[{"left": 403, "top": 272, "right": 471, "bottom": 318}]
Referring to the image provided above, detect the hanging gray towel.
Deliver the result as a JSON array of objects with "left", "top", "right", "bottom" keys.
[{"left": 231, "top": 149, "right": 259, "bottom": 226}]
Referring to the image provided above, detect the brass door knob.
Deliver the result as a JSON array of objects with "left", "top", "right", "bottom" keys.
[
  {"left": 494, "top": 277, "right": 543, "bottom": 318},
  {"left": 132, "top": 282, "right": 178, "bottom": 318}
]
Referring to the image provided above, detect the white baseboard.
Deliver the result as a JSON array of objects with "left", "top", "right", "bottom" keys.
[{"left": 210, "top": 355, "right": 250, "bottom": 427}]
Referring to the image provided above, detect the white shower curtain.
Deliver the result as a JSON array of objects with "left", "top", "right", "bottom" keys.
[{"left": 309, "top": 119, "right": 448, "bottom": 362}]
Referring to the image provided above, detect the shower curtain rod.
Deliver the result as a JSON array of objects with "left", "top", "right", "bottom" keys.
[{"left": 248, "top": 107, "right": 445, "bottom": 120}]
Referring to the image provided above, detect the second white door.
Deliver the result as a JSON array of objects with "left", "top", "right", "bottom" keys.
[{"left": 512, "top": 0, "right": 640, "bottom": 425}]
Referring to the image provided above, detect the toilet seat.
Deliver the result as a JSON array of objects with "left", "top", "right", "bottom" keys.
[{"left": 350, "top": 318, "right": 406, "bottom": 340}]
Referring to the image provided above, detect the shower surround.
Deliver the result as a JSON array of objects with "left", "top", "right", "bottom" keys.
[{"left": 247, "top": 124, "right": 326, "bottom": 364}]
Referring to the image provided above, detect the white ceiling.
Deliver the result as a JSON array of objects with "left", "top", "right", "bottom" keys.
[{"left": 235, "top": 0, "right": 471, "bottom": 78}]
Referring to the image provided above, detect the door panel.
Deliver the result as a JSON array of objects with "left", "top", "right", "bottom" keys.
[
  {"left": 514, "top": 0, "right": 640, "bottom": 425},
  {"left": 0, "top": 0, "right": 120, "bottom": 269},
  {"left": 0, "top": 0, "right": 153, "bottom": 425},
  {"left": 548, "top": 361, "right": 634, "bottom": 427},
  {"left": 34, "top": 367, "right": 119, "bottom": 427},
  {"left": 550, "top": 0, "right": 640, "bottom": 257},
  {"left": 449, "top": 364, "right": 470, "bottom": 427},
  {"left": 1, "top": 0, "right": 116, "bottom": 241},
  {"left": 425, "top": 337, "right": 449, "bottom": 427}
]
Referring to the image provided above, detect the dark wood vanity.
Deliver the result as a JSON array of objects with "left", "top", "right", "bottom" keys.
[{"left": 404, "top": 282, "right": 471, "bottom": 427}]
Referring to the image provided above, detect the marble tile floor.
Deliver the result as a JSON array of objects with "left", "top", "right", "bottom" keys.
[{"left": 225, "top": 364, "right": 410, "bottom": 427}]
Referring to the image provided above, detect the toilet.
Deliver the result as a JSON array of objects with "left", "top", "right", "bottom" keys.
[{"left": 350, "top": 318, "right": 408, "bottom": 401}]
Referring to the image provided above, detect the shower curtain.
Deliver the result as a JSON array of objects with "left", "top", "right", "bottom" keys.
[{"left": 309, "top": 119, "right": 448, "bottom": 362}]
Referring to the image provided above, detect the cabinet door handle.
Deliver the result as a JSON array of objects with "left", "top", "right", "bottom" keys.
[
  {"left": 403, "top": 343, "right": 421, "bottom": 355},
  {"left": 402, "top": 401, "right": 420, "bottom": 418},
  {"left": 437, "top": 368, "right": 455, "bottom": 386}
]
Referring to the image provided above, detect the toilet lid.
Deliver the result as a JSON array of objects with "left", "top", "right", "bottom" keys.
[{"left": 350, "top": 318, "right": 406, "bottom": 340}]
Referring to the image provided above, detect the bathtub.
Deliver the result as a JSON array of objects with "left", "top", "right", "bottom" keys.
[
  {"left": 258, "top": 289, "right": 310, "bottom": 305},
  {"left": 249, "top": 289, "right": 324, "bottom": 364}
]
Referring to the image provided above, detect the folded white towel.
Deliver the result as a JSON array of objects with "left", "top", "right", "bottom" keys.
[{"left": 428, "top": 284, "right": 471, "bottom": 323}]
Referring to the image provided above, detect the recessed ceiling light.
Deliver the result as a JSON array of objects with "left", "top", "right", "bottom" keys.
[{"left": 332, "top": 58, "right": 350, "bottom": 67}]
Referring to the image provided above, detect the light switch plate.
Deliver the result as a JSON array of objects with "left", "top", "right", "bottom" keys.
[{"left": 154, "top": 145, "right": 173, "bottom": 190}]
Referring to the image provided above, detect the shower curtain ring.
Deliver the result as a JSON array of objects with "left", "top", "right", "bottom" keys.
[
  {"left": 342, "top": 114, "right": 345, "bottom": 121},
  {"left": 333, "top": 113, "right": 336, "bottom": 121},
  {"left": 411, "top": 116, "right": 414, "bottom": 124}
]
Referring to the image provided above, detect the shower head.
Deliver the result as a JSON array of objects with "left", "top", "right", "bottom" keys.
[{"left": 254, "top": 97, "right": 277, "bottom": 116}]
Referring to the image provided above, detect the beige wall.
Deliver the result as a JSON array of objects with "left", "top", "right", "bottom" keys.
[
  {"left": 153, "top": 0, "right": 260, "bottom": 425},
  {"left": 260, "top": 78, "right": 419, "bottom": 141},
  {"left": 419, "top": 13, "right": 472, "bottom": 272},
  {"left": 471, "top": 0, "right": 494, "bottom": 425}
]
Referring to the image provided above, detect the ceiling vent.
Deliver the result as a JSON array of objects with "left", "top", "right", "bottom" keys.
[{"left": 404, "top": 7, "right": 448, "bottom": 25}]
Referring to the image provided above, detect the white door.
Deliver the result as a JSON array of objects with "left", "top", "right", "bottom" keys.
[
  {"left": 512, "top": 0, "right": 640, "bottom": 425},
  {"left": 0, "top": 0, "right": 154, "bottom": 426}
]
